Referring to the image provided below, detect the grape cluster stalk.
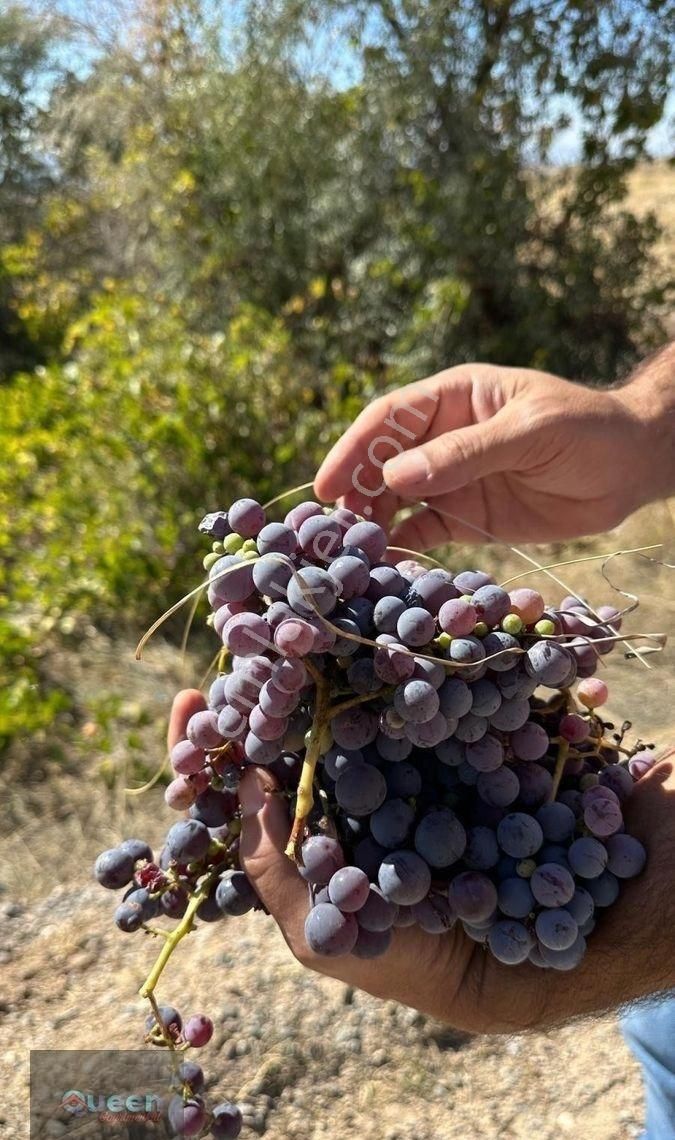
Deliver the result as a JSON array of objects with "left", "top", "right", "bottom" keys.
[{"left": 93, "top": 497, "right": 655, "bottom": 1136}]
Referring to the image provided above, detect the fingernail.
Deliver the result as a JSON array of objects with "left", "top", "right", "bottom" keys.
[
  {"left": 383, "top": 449, "right": 430, "bottom": 489},
  {"left": 239, "top": 770, "right": 270, "bottom": 818}
]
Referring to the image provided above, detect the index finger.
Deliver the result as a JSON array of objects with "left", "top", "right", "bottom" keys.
[{"left": 314, "top": 376, "right": 446, "bottom": 503}]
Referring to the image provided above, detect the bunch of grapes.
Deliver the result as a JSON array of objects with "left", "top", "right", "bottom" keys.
[{"left": 94, "top": 497, "right": 655, "bottom": 1135}]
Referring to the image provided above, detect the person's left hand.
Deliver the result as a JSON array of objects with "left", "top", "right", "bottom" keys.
[{"left": 169, "top": 689, "right": 675, "bottom": 1033}]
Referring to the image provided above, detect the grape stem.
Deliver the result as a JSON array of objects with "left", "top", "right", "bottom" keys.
[
  {"left": 285, "top": 676, "right": 332, "bottom": 862},
  {"left": 548, "top": 739, "right": 569, "bottom": 802},
  {"left": 328, "top": 686, "right": 393, "bottom": 719},
  {"left": 138, "top": 869, "right": 219, "bottom": 999}
]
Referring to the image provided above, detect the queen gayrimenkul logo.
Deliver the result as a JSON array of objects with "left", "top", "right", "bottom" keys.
[
  {"left": 59, "top": 1088, "right": 162, "bottom": 1121},
  {"left": 61, "top": 1090, "right": 87, "bottom": 1115}
]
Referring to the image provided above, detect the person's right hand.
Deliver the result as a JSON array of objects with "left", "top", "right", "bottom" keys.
[{"left": 314, "top": 363, "right": 666, "bottom": 551}]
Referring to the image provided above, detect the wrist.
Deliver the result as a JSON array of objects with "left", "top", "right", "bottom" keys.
[{"left": 614, "top": 343, "right": 675, "bottom": 505}]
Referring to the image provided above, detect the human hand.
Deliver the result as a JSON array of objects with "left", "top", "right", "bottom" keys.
[
  {"left": 169, "top": 690, "right": 675, "bottom": 1033},
  {"left": 314, "top": 362, "right": 670, "bottom": 551}
]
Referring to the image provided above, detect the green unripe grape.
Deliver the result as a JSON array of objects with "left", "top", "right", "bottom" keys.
[
  {"left": 534, "top": 618, "right": 556, "bottom": 637},
  {"left": 222, "top": 532, "right": 245, "bottom": 554},
  {"left": 211, "top": 540, "right": 224, "bottom": 554},
  {"left": 206, "top": 614, "right": 214, "bottom": 627},
  {"left": 203, "top": 551, "right": 222, "bottom": 570},
  {"left": 240, "top": 548, "right": 259, "bottom": 561},
  {"left": 473, "top": 621, "right": 489, "bottom": 638},
  {"left": 516, "top": 858, "right": 537, "bottom": 878},
  {"left": 435, "top": 632, "right": 452, "bottom": 650},
  {"left": 502, "top": 613, "right": 523, "bottom": 636},
  {"left": 241, "top": 538, "right": 259, "bottom": 553},
  {"left": 460, "top": 594, "right": 473, "bottom": 604}
]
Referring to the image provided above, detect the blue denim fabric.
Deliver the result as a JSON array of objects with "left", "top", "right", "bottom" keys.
[{"left": 622, "top": 995, "right": 675, "bottom": 1140}]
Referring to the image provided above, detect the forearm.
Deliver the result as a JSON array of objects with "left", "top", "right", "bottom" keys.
[{"left": 615, "top": 341, "right": 675, "bottom": 505}]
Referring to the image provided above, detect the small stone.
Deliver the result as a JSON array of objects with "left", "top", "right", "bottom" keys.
[
  {"left": 370, "top": 1049, "right": 388, "bottom": 1067},
  {"left": 235, "top": 1039, "right": 250, "bottom": 1056}
]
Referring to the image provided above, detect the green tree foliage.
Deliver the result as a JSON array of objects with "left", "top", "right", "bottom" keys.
[{"left": 1, "top": 0, "right": 672, "bottom": 749}]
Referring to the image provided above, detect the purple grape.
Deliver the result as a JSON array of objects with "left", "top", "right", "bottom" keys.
[
  {"left": 258, "top": 679, "right": 299, "bottom": 716},
  {"left": 412, "top": 892, "right": 457, "bottom": 933},
  {"left": 568, "top": 836, "right": 608, "bottom": 878},
  {"left": 514, "top": 762, "right": 553, "bottom": 808},
  {"left": 538, "top": 932, "right": 587, "bottom": 970},
  {"left": 378, "top": 850, "right": 432, "bottom": 905},
  {"left": 177, "top": 1061, "right": 204, "bottom": 1093},
  {"left": 564, "top": 887, "right": 595, "bottom": 926},
  {"left": 327, "top": 866, "right": 371, "bottom": 912},
  {"left": 223, "top": 612, "right": 272, "bottom": 656},
  {"left": 323, "top": 745, "right": 364, "bottom": 781},
  {"left": 481, "top": 631, "right": 520, "bottom": 671},
  {"left": 583, "top": 794, "right": 623, "bottom": 838},
  {"left": 531, "top": 862, "right": 575, "bottom": 907},
  {"left": 328, "top": 554, "right": 371, "bottom": 599},
  {"left": 524, "top": 642, "right": 574, "bottom": 687},
  {"left": 376, "top": 733, "right": 413, "bottom": 763},
  {"left": 228, "top": 497, "right": 265, "bottom": 537},
  {"left": 383, "top": 760, "right": 423, "bottom": 797},
  {"left": 216, "top": 870, "right": 258, "bottom": 915},
  {"left": 335, "top": 765, "right": 387, "bottom": 816},
  {"left": 465, "top": 734, "right": 504, "bottom": 772},
  {"left": 266, "top": 600, "right": 295, "bottom": 629},
  {"left": 284, "top": 500, "right": 323, "bottom": 529},
  {"left": 449, "top": 637, "right": 486, "bottom": 666},
  {"left": 249, "top": 704, "right": 288, "bottom": 742},
  {"left": 448, "top": 871, "right": 497, "bottom": 923},
  {"left": 370, "top": 798, "right": 415, "bottom": 849},
  {"left": 305, "top": 903, "right": 359, "bottom": 956},
  {"left": 168, "top": 1095, "right": 206, "bottom": 1136},
  {"left": 183, "top": 1014, "right": 213, "bottom": 1047},
  {"left": 208, "top": 555, "right": 255, "bottom": 603},
  {"left": 488, "top": 697, "right": 530, "bottom": 732},
  {"left": 353, "top": 835, "right": 387, "bottom": 879},
  {"left": 511, "top": 721, "right": 550, "bottom": 761},
  {"left": 190, "top": 786, "right": 237, "bottom": 827},
  {"left": 598, "top": 764, "right": 634, "bottom": 802},
  {"left": 535, "top": 908, "right": 578, "bottom": 951},
  {"left": 438, "top": 676, "right": 473, "bottom": 719},
  {"left": 352, "top": 926, "right": 393, "bottom": 957},
  {"left": 407, "top": 570, "right": 458, "bottom": 614},
  {"left": 605, "top": 833, "right": 646, "bottom": 878},
  {"left": 257, "top": 522, "right": 297, "bottom": 557},
  {"left": 396, "top": 607, "right": 436, "bottom": 647},
  {"left": 412, "top": 655, "right": 446, "bottom": 689},
  {"left": 454, "top": 712, "right": 488, "bottom": 742},
  {"left": 463, "top": 826, "right": 500, "bottom": 870},
  {"left": 298, "top": 835, "right": 345, "bottom": 885},
  {"left": 373, "top": 595, "right": 407, "bottom": 634},
  {"left": 453, "top": 570, "right": 493, "bottom": 594},
  {"left": 414, "top": 808, "right": 466, "bottom": 868},
  {"left": 497, "top": 813, "right": 544, "bottom": 858},
  {"left": 487, "top": 919, "right": 533, "bottom": 964},
  {"left": 271, "top": 656, "right": 307, "bottom": 693},
  {"left": 211, "top": 1102, "right": 243, "bottom": 1139},
  {"left": 535, "top": 802, "right": 576, "bottom": 842},
  {"left": 347, "top": 657, "right": 383, "bottom": 695},
  {"left": 298, "top": 514, "right": 343, "bottom": 561},
  {"left": 251, "top": 555, "right": 292, "bottom": 599},
  {"left": 342, "top": 521, "right": 388, "bottom": 562},
  {"left": 332, "top": 706, "right": 379, "bottom": 750},
  {"left": 243, "top": 732, "right": 282, "bottom": 765},
  {"left": 470, "top": 679, "right": 502, "bottom": 717},
  {"left": 274, "top": 617, "right": 316, "bottom": 657},
  {"left": 471, "top": 584, "right": 511, "bottom": 626},
  {"left": 287, "top": 566, "right": 339, "bottom": 617},
  {"left": 115, "top": 888, "right": 159, "bottom": 931},
  {"left": 166, "top": 819, "right": 210, "bottom": 862},
  {"left": 476, "top": 766, "right": 520, "bottom": 808},
  {"left": 436, "top": 737, "right": 466, "bottom": 767},
  {"left": 374, "top": 642, "right": 415, "bottom": 684},
  {"left": 366, "top": 564, "right": 406, "bottom": 602},
  {"left": 586, "top": 869, "right": 620, "bottom": 907},
  {"left": 94, "top": 847, "right": 137, "bottom": 890},
  {"left": 497, "top": 876, "right": 534, "bottom": 919},
  {"left": 186, "top": 709, "right": 223, "bottom": 751}
]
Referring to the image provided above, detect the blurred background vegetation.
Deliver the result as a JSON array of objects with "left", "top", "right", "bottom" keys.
[{"left": 1, "top": 0, "right": 673, "bottom": 763}]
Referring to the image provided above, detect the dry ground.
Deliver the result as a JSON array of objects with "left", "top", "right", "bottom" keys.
[{"left": 1, "top": 495, "right": 673, "bottom": 1140}]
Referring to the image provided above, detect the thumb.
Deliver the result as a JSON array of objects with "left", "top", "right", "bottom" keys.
[
  {"left": 382, "top": 408, "right": 526, "bottom": 498},
  {"left": 238, "top": 767, "right": 310, "bottom": 953}
]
